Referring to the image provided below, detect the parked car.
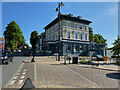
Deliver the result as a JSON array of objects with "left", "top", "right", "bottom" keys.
[{"left": 0, "top": 50, "right": 13, "bottom": 64}]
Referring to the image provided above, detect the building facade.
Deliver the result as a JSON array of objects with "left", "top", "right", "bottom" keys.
[{"left": 44, "top": 14, "right": 106, "bottom": 56}]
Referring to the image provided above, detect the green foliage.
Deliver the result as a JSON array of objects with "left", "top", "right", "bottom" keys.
[
  {"left": 112, "top": 35, "right": 120, "bottom": 58},
  {"left": 79, "top": 60, "right": 92, "bottom": 64},
  {"left": 4, "top": 21, "right": 25, "bottom": 51},
  {"left": 30, "top": 31, "right": 39, "bottom": 50},
  {"left": 93, "top": 34, "right": 107, "bottom": 45},
  {"left": 89, "top": 27, "right": 93, "bottom": 42}
]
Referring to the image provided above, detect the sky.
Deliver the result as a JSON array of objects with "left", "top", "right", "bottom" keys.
[{"left": 2, "top": 2, "right": 118, "bottom": 47}]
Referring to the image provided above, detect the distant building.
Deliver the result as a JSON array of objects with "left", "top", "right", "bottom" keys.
[{"left": 37, "top": 32, "right": 46, "bottom": 54}]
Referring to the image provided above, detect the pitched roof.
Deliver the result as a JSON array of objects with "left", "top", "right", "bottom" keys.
[{"left": 44, "top": 14, "right": 92, "bottom": 30}]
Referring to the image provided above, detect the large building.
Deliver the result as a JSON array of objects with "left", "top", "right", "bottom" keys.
[{"left": 43, "top": 13, "right": 106, "bottom": 56}]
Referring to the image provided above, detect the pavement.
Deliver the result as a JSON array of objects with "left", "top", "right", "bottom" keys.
[{"left": 4, "top": 56, "right": 120, "bottom": 89}]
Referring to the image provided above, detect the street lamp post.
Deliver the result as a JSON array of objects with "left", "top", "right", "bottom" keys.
[{"left": 56, "top": 2, "right": 64, "bottom": 61}]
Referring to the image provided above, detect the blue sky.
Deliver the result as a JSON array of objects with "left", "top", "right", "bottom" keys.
[{"left": 2, "top": 2, "right": 118, "bottom": 47}]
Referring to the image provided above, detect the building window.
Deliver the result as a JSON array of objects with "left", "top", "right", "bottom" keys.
[
  {"left": 67, "top": 30, "right": 71, "bottom": 38},
  {"left": 74, "top": 23, "right": 78, "bottom": 29},
  {"left": 40, "top": 39, "right": 42, "bottom": 45},
  {"left": 79, "top": 24, "right": 83, "bottom": 29},
  {"left": 51, "top": 34, "right": 54, "bottom": 41},
  {"left": 66, "top": 45, "right": 71, "bottom": 52},
  {"left": 55, "top": 32, "right": 58, "bottom": 40},
  {"left": 48, "top": 36, "right": 50, "bottom": 41},
  {"left": 84, "top": 25, "right": 87, "bottom": 30},
  {"left": 40, "top": 46, "right": 42, "bottom": 50},
  {"left": 48, "top": 29, "right": 50, "bottom": 34},
  {"left": 67, "top": 21, "right": 71, "bottom": 27},
  {"left": 85, "top": 34, "right": 88, "bottom": 40},
  {"left": 74, "top": 32, "right": 78, "bottom": 39},
  {"left": 51, "top": 26, "right": 54, "bottom": 32},
  {"left": 55, "top": 24, "right": 58, "bottom": 30},
  {"left": 74, "top": 45, "right": 79, "bottom": 52},
  {"left": 79, "top": 33, "right": 83, "bottom": 40}
]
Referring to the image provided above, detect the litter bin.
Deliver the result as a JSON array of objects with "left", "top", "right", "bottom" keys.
[
  {"left": 72, "top": 54, "right": 79, "bottom": 64},
  {"left": 96, "top": 55, "right": 103, "bottom": 61},
  {"left": 96, "top": 55, "right": 103, "bottom": 66},
  {"left": 72, "top": 57, "right": 78, "bottom": 64}
]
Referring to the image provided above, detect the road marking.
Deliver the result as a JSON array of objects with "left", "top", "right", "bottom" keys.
[
  {"left": 24, "top": 69, "right": 27, "bottom": 72},
  {"left": 20, "top": 75, "right": 25, "bottom": 79},
  {"left": 34, "top": 63, "right": 37, "bottom": 81},
  {"left": 13, "top": 76, "right": 18, "bottom": 80},
  {"left": 65, "top": 66, "right": 98, "bottom": 86},
  {"left": 9, "top": 80, "right": 16, "bottom": 85},
  {"left": 22, "top": 72, "right": 26, "bottom": 75},
  {"left": 18, "top": 80, "right": 23, "bottom": 84},
  {"left": 4, "top": 63, "right": 24, "bottom": 88},
  {"left": 16, "top": 72, "right": 20, "bottom": 76}
]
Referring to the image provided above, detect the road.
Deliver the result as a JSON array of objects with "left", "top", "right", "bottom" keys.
[
  {"left": 2, "top": 56, "right": 28, "bottom": 88},
  {"left": 4, "top": 56, "right": 119, "bottom": 89}
]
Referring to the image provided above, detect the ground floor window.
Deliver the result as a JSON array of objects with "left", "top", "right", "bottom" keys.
[
  {"left": 66, "top": 45, "right": 71, "bottom": 52},
  {"left": 74, "top": 45, "right": 79, "bottom": 52}
]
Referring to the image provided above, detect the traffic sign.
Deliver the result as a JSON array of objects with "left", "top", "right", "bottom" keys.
[{"left": 0, "top": 38, "right": 4, "bottom": 41}]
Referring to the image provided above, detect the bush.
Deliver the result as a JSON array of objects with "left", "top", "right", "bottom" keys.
[{"left": 79, "top": 60, "right": 92, "bottom": 64}]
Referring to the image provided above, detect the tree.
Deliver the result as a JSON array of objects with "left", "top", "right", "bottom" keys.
[
  {"left": 112, "top": 35, "right": 120, "bottom": 58},
  {"left": 93, "top": 34, "right": 107, "bottom": 45},
  {"left": 89, "top": 27, "right": 93, "bottom": 42},
  {"left": 30, "top": 31, "right": 39, "bottom": 62},
  {"left": 4, "top": 21, "right": 25, "bottom": 51}
]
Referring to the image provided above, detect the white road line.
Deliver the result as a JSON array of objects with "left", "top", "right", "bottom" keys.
[
  {"left": 34, "top": 63, "right": 37, "bottom": 81},
  {"left": 16, "top": 72, "right": 20, "bottom": 75},
  {"left": 23, "top": 69, "right": 27, "bottom": 72},
  {"left": 20, "top": 75, "right": 25, "bottom": 79},
  {"left": 18, "top": 80, "right": 23, "bottom": 84},
  {"left": 9, "top": 80, "right": 16, "bottom": 85},
  {"left": 13, "top": 76, "right": 18, "bottom": 80},
  {"left": 65, "top": 66, "right": 98, "bottom": 86},
  {"left": 4, "top": 63, "right": 24, "bottom": 88},
  {"left": 22, "top": 72, "right": 26, "bottom": 75}
]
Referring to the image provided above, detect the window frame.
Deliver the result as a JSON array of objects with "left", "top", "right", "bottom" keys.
[
  {"left": 66, "top": 21, "right": 71, "bottom": 27},
  {"left": 79, "top": 24, "right": 83, "bottom": 29},
  {"left": 74, "top": 31, "right": 78, "bottom": 39},
  {"left": 74, "top": 23, "right": 78, "bottom": 29},
  {"left": 79, "top": 32, "right": 83, "bottom": 40},
  {"left": 84, "top": 25, "right": 87, "bottom": 30},
  {"left": 66, "top": 30, "right": 71, "bottom": 38}
]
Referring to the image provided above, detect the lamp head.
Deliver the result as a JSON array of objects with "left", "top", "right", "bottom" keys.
[{"left": 60, "top": 2, "right": 64, "bottom": 6}]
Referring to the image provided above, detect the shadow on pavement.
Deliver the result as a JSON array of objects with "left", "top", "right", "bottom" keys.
[
  {"left": 106, "top": 73, "right": 120, "bottom": 80},
  {"left": 50, "top": 63, "right": 66, "bottom": 65},
  {"left": 78, "top": 65, "right": 119, "bottom": 72}
]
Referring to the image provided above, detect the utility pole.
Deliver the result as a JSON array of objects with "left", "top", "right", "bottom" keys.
[{"left": 56, "top": 2, "right": 64, "bottom": 61}]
